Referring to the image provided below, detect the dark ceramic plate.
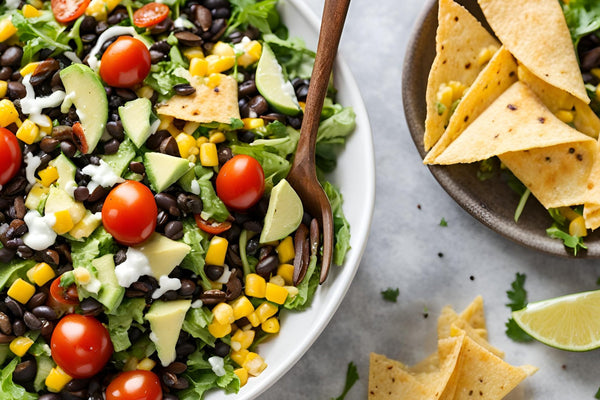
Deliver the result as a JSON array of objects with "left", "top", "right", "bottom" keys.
[{"left": 402, "top": 0, "right": 600, "bottom": 257}]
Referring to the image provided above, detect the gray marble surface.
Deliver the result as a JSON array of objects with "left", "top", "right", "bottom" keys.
[{"left": 263, "top": 1, "right": 600, "bottom": 399}]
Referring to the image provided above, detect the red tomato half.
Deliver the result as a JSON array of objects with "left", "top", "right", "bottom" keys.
[
  {"left": 106, "top": 370, "right": 162, "bottom": 400},
  {"left": 51, "top": 314, "right": 113, "bottom": 379},
  {"left": 216, "top": 155, "right": 265, "bottom": 211},
  {"left": 0, "top": 127, "right": 21, "bottom": 186},
  {"left": 102, "top": 180, "right": 157, "bottom": 246},
  {"left": 133, "top": 3, "right": 170, "bottom": 28},
  {"left": 194, "top": 215, "right": 232, "bottom": 235},
  {"left": 99, "top": 37, "right": 151, "bottom": 88},
  {"left": 49, "top": 277, "right": 79, "bottom": 306},
  {"left": 51, "top": 0, "right": 90, "bottom": 23}
]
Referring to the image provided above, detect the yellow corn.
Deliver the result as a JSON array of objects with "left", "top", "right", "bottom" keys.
[
  {"left": 189, "top": 57, "right": 208, "bottom": 77},
  {"left": 213, "top": 302, "right": 235, "bottom": 325},
  {"left": 27, "top": 262, "right": 56, "bottom": 286},
  {"left": 231, "top": 329, "right": 255, "bottom": 351},
  {"left": 53, "top": 210, "right": 74, "bottom": 235},
  {"left": 85, "top": 0, "right": 122, "bottom": 20},
  {"left": 10, "top": 336, "right": 34, "bottom": 356},
  {"left": 299, "top": 101, "right": 306, "bottom": 113},
  {"left": 7, "top": 278, "right": 36, "bottom": 304},
  {"left": 184, "top": 121, "right": 201, "bottom": 135},
  {"left": 261, "top": 317, "right": 280, "bottom": 334},
  {"left": 0, "top": 80, "right": 7, "bottom": 98},
  {"left": 0, "top": 18, "right": 17, "bottom": 42},
  {"left": 166, "top": 123, "right": 180, "bottom": 138},
  {"left": 276, "top": 264, "right": 294, "bottom": 285},
  {"left": 206, "top": 73, "right": 222, "bottom": 88},
  {"left": 37, "top": 114, "right": 53, "bottom": 136},
  {"left": 211, "top": 42, "right": 235, "bottom": 57},
  {"left": 200, "top": 142, "right": 219, "bottom": 167},
  {"left": 175, "top": 133, "right": 197, "bottom": 159},
  {"left": 20, "top": 62, "right": 41, "bottom": 77},
  {"left": 285, "top": 285, "right": 299, "bottom": 298},
  {"left": 559, "top": 207, "right": 580, "bottom": 222},
  {"left": 555, "top": 109, "right": 574, "bottom": 124},
  {"left": 231, "top": 348, "right": 249, "bottom": 366},
  {"left": 276, "top": 237, "right": 295, "bottom": 263},
  {"left": 237, "top": 40, "right": 262, "bottom": 68},
  {"left": 569, "top": 216, "right": 588, "bottom": 237},
  {"left": 136, "top": 357, "right": 156, "bottom": 371},
  {"left": 234, "top": 367, "right": 249, "bottom": 387},
  {"left": 206, "top": 55, "right": 235, "bottom": 75},
  {"left": 38, "top": 165, "right": 59, "bottom": 187},
  {"left": 45, "top": 366, "right": 72, "bottom": 393},
  {"left": 255, "top": 301, "right": 278, "bottom": 323},
  {"left": 448, "top": 81, "right": 467, "bottom": 100},
  {"left": 230, "top": 295, "right": 254, "bottom": 320},
  {"left": 136, "top": 85, "right": 154, "bottom": 100},
  {"left": 0, "top": 99, "right": 19, "bottom": 127},
  {"left": 477, "top": 45, "right": 498, "bottom": 66},
  {"left": 73, "top": 267, "right": 91, "bottom": 285},
  {"left": 196, "top": 136, "right": 209, "bottom": 146},
  {"left": 208, "top": 319, "right": 232, "bottom": 338},
  {"left": 265, "top": 282, "right": 288, "bottom": 305},
  {"left": 247, "top": 311, "right": 260, "bottom": 327},
  {"left": 269, "top": 275, "right": 285, "bottom": 287},
  {"left": 184, "top": 47, "right": 205, "bottom": 60},
  {"left": 436, "top": 84, "right": 453, "bottom": 110},
  {"left": 158, "top": 115, "right": 173, "bottom": 131},
  {"left": 205, "top": 236, "right": 228, "bottom": 266},
  {"left": 16, "top": 119, "right": 40, "bottom": 145},
  {"left": 243, "top": 352, "right": 267, "bottom": 376},
  {"left": 245, "top": 273, "right": 266, "bottom": 298},
  {"left": 242, "top": 118, "right": 264, "bottom": 130},
  {"left": 209, "top": 131, "right": 226, "bottom": 144}
]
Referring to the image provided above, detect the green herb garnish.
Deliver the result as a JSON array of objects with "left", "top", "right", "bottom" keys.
[
  {"left": 381, "top": 288, "right": 400, "bottom": 303},
  {"left": 330, "top": 362, "right": 359, "bottom": 400},
  {"left": 505, "top": 273, "right": 534, "bottom": 343},
  {"left": 439, "top": 218, "right": 448, "bottom": 227}
]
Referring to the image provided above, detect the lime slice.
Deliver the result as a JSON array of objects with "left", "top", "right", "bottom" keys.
[
  {"left": 260, "top": 179, "right": 304, "bottom": 243},
  {"left": 255, "top": 43, "right": 301, "bottom": 116},
  {"left": 512, "top": 290, "right": 600, "bottom": 351}
]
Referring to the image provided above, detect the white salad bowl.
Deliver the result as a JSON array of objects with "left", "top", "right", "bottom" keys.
[{"left": 206, "top": 0, "right": 375, "bottom": 398}]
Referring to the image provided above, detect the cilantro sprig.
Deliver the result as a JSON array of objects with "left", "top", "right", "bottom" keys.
[
  {"left": 505, "top": 273, "right": 534, "bottom": 343},
  {"left": 546, "top": 208, "right": 587, "bottom": 256},
  {"left": 330, "top": 362, "right": 359, "bottom": 400},
  {"left": 381, "top": 288, "right": 399, "bottom": 303}
]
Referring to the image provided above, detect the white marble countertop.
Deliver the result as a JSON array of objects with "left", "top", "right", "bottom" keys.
[{"left": 263, "top": 1, "right": 600, "bottom": 399}]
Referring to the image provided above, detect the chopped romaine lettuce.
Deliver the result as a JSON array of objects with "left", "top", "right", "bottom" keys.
[
  {"left": 323, "top": 181, "right": 351, "bottom": 266},
  {"left": 70, "top": 226, "right": 117, "bottom": 270},
  {"left": 179, "top": 349, "right": 240, "bottom": 399},
  {"left": 179, "top": 218, "right": 212, "bottom": 290},
  {"left": 182, "top": 307, "right": 215, "bottom": 347},
  {"left": 107, "top": 298, "right": 146, "bottom": 352},
  {"left": 0, "top": 358, "right": 37, "bottom": 400},
  {"left": 0, "top": 259, "right": 36, "bottom": 291}
]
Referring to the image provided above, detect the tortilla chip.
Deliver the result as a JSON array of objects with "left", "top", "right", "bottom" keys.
[
  {"left": 424, "top": 0, "right": 500, "bottom": 150},
  {"left": 430, "top": 81, "right": 596, "bottom": 166},
  {"left": 451, "top": 335, "right": 537, "bottom": 400},
  {"left": 582, "top": 143, "right": 600, "bottom": 229},
  {"left": 436, "top": 335, "right": 464, "bottom": 400},
  {"left": 156, "top": 74, "right": 240, "bottom": 124},
  {"left": 458, "top": 295, "right": 486, "bottom": 332},
  {"left": 368, "top": 353, "right": 431, "bottom": 399},
  {"left": 477, "top": 0, "right": 588, "bottom": 103},
  {"left": 425, "top": 46, "right": 518, "bottom": 162}
]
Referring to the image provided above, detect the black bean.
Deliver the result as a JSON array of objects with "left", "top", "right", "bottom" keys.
[
  {"left": 146, "top": 130, "right": 170, "bottom": 151},
  {"left": 0, "top": 312, "right": 12, "bottom": 335},
  {"left": 163, "top": 395, "right": 179, "bottom": 400},
  {"left": 162, "top": 371, "right": 178, "bottom": 387},
  {"left": 12, "top": 359, "right": 36, "bottom": 383},
  {"left": 225, "top": 275, "right": 242, "bottom": 300},
  {"left": 205, "top": 264, "right": 224, "bottom": 281},
  {"left": 156, "top": 210, "right": 169, "bottom": 229},
  {"left": 199, "top": 289, "right": 227, "bottom": 305},
  {"left": 238, "top": 80, "right": 257, "bottom": 98},
  {"left": 79, "top": 297, "right": 104, "bottom": 316},
  {"left": 40, "top": 137, "right": 60, "bottom": 153},
  {"left": 32, "top": 305, "right": 58, "bottom": 321},
  {"left": 214, "top": 340, "right": 231, "bottom": 357},
  {"left": 42, "top": 249, "right": 60, "bottom": 266},
  {"left": 5, "top": 297, "right": 23, "bottom": 318},
  {"left": 10, "top": 69, "right": 22, "bottom": 82},
  {"left": 155, "top": 193, "right": 180, "bottom": 215},
  {"left": 243, "top": 25, "right": 260, "bottom": 40},
  {"left": 7, "top": 81, "right": 26, "bottom": 99},
  {"left": 1, "top": 46, "right": 23, "bottom": 67},
  {"left": 102, "top": 138, "right": 120, "bottom": 155},
  {"left": 150, "top": 40, "right": 171, "bottom": 54},
  {"left": 176, "top": 193, "right": 203, "bottom": 215},
  {"left": 9, "top": 219, "right": 27, "bottom": 237},
  {"left": 80, "top": 15, "right": 97, "bottom": 34},
  {"left": 172, "top": 376, "right": 190, "bottom": 390},
  {"left": 160, "top": 136, "right": 181, "bottom": 157},
  {"left": 107, "top": 7, "right": 128, "bottom": 25},
  {"left": 227, "top": 30, "right": 244, "bottom": 44},
  {"left": 204, "top": 0, "right": 230, "bottom": 9},
  {"left": 87, "top": 186, "right": 108, "bottom": 203},
  {"left": 222, "top": 224, "right": 241, "bottom": 242},
  {"left": 246, "top": 237, "right": 260, "bottom": 256},
  {"left": 255, "top": 255, "right": 279, "bottom": 279},
  {"left": 150, "top": 50, "right": 167, "bottom": 64},
  {"left": 52, "top": 125, "right": 74, "bottom": 141},
  {"left": 178, "top": 279, "right": 196, "bottom": 297},
  {"left": 128, "top": 326, "right": 143, "bottom": 343},
  {"left": 226, "top": 247, "right": 242, "bottom": 268},
  {"left": 296, "top": 84, "right": 309, "bottom": 101},
  {"left": 248, "top": 95, "right": 269, "bottom": 116},
  {"left": 175, "top": 341, "right": 196, "bottom": 358},
  {"left": 243, "top": 220, "right": 262, "bottom": 233},
  {"left": 65, "top": 378, "right": 89, "bottom": 392},
  {"left": 165, "top": 361, "right": 188, "bottom": 374},
  {"left": 23, "top": 311, "right": 43, "bottom": 330},
  {"left": 0, "top": 66, "right": 11, "bottom": 80},
  {"left": 217, "top": 146, "right": 233, "bottom": 165},
  {"left": 194, "top": 5, "right": 213, "bottom": 32},
  {"left": 27, "top": 292, "right": 48, "bottom": 310},
  {"left": 129, "top": 161, "right": 145, "bottom": 175},
  {"left": 12, "top": 320, "right": 26, "bottom": 336},
  {"left": 115, "top": 87, "right": 137, "bottom": 101},
  {"left": 39, "top": 394, "right": 62, "bottom": 400},
  {"left": 174, "top": 31, "right": 204, "bottom": 47},
  {"left": 208, "top": 18, "right": 227, "bottom": 41},
  {"left": 149, "top": 17, "right": 173, "bottom": 35},
  {"left": 30, "top": 59, "right": 60, "bottom": 86},
  {"left": 73, "top": 186, "right": 90, "bottom": 202},
  {"left": 212, "top": 7, "right": 231, "bottom": 19},
  {"left": 40, "top": 319, "right": 54, "bottom": 337},
  {"left": 287, "top": 115, "right": 303, "bottom": 129},
  {"left": 174, "top": 83, "right": 196, "bottom": 96},
  {"left": 237, "top": 130, "right": 255, "bottom": 143},
  {"left": 164, "top": 221, "right": 184, "bottom": 240},
  {"left": 106, "top": 120, "right": 124, "bottom": 140},
  {"left": 60, "top": 141, "right": 78, "bottom": 158}
]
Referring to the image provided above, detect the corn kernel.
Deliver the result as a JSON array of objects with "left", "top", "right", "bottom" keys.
[
  {"left": 234, "top": 367, "right": 249, "bottom": 387},
  {"left": 7, "top": 278, "right": 36, "bottom": 304},
  {"left": 175, "top": 132, "right": 197, "bottom": 159},
  {"left": 10, "top": 336, "right": 34, "bottom": 356},
  {"left": 265, "top": 283, "right": 288, "bottom": 305},
  {"left": 237, "top": 40, "right": 262, "bottom": 68},
  {"left": 205, "top": 236, "right": 228, "bottom": 265},
  {"left": 27, "top": 262, "right": 56, "bottom": 286},
  {"left": 243, "top": 352, "right": 267, "bottom": 376},
  {"left": 448, "top": 81, "right": 467, "bottom": 100},
  {"left": 189, "top": 146, "right": 199, "bottom": 156},
  {"left": 555, "top": 109, "right": 574, "bottom": 124},
  {"left": 242, "top": 118, "right": 265, "bottom": 130},
  {"left": 37, "top": 114, "right": 53, "bottom": 136},
  {"left": 211, "top": 41, "right": 235, "bottom": 57},
  {"left": 569, "top": 216, "right": 588, "bottom": 237},
  {"left": 276, "top": 264, "right": 294, "bottom": 285},
  {"left": 477, "top": 45, "right": 498, "bottom": 66},
  {"left": 231, "top": 329, "right": 255, "bottom": 350},
  {"left": 158, "top": 115, "right": 173, "bottom": 131},
  {"left": 255, "top": 301, "right": 278, "bottom": 323},
  {"left": 53, "top": 210, "right": 74, "bottom": 235},
  {"left": 136, "top": 85, "right": 154, "bottom": 100},
  {"left": 247, "top": 311, "right": 260, "bottom": 327},
  {"left": 184, "top": 47, "right": 205, "bottom": 60},
  {"left": 436, "top": 84, "right": 453, "bottom": 111},
  {"left": 559, "top": 207, "right": 580, "bottom": 222},
  {"left": 269, "top": 275, "right": 285, "bottom": 287},
  {"left": 0, "top": 99, "right": 19, "bottom": 127},
  {"left": 73, "top": 267, "right": 91, "bottom": 285},
  {"left": 0, "top": 18, "right": 17, "bottom": 42},
  {"left": 136, "top": 357, "right": 156, "bottom": 371},
  {"left": 284, "top": 285, "right": 299, "bottom": 298},
  {"left": 208, "top": 319, "right": 232, "bottom": 338},
  {"left": 38, "top": 166, "right": 59, "bottom": 187},
  {"left": 299, "top": 101, "right": 306, "bottom": 113},
  {"left": 0, "top": 80, "right": 7, "bottom": 98},
  {"left": 209, "top": 131, "right": 226, "bottom": 144},
  {"left": 230, "top": 295, "right": 254, "bottom": 320},
  {"left": 16, "top": 119, "right": 40, "bottom": 144},
  {"left": 85, "top": 0, "right": 122, "bottom": 20},
  {"left": 190, "top": 57, "right": 208, "bottom": 77},
  {"left": 45, "top": 366, "right": 72, "bottom": 393},
  {"left": 213, "top": 302, "right": 235, "bottom": 325},
  {"left": 206, "top": 73, "right": 222, "bottom": 88},
  {"left": 200, "top": 142, "right": 219, "bottom": 167},
  {"left": 196, "top": 136, "right": 209, "bottom": 146},
  {"left": 20, "top": 62, "right": 41, "bottom": 77},
  {"left": 184, "top": 121, "right": 201, "bottom": 135},
  {"left": 206, "top": 55, "right": 235, "bottom": 75},
  {"left": 245, "top": 273, "right": 266, "bottom": 298},
  {"left": 276, "top": 237, "right": 295, "bottom": 263},
  {"left": 231, "top": 349, "right": 249, "bottom": 366},
  {"left": 261, "top": 317, "right": 280, "bottom": 333}
]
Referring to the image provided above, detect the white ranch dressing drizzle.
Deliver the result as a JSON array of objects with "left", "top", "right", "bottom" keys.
[
  {"left": 23, "top": 152, "right": 41, "bottom": 185},
  {"left": 87, "top": 26, "right": 137, "bottom": 71},
  {"left": 81, "top": 159, "right": 124, "bottom": 193},
  {"left": 21, "top": 74, "right": 66, "bottom": 127},
  {"left": 22, "top": 210, "right": 57, "bottom": 251},
  {"left": 208, "top": 356, "right": 226, "bottom": 377},
  {"left": 151, "top": 276, "right": 182, "bottom": 299}
]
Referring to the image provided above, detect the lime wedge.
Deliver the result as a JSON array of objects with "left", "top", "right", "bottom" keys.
[
  {"left": 260, "top": 179, "right": 304, "bottom": 243},
  {"left": 512, "top": 290, "right": 600, "bottom": 351},
  {"left": 255, "top": 43, "right": 301, "bottom": 116}
]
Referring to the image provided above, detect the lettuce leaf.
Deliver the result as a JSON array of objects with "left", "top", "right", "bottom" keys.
[
  {"left": 182, "top": 307, "right": 215, "bottom": 347},
  {"left": 70, "top": 226, "right": 117, "bottom": 270},
  {"left": 179, "top": 218, "right": 212, "bottom": 290},
  {"left": 179, "top": 349, "right": 240, "bottom": 399},
  {"left": 0, "top": 358, "right": 37, "bottom": 400},
  {"left": 561, "top": 0, "right": 600, "bottom": 47},
  {"left": 107, "top": 298, "right": 146, "bottom": 352},
  {"left": 284, "top": 254, "right": 318, "bottom": 310},
  {"left": 0, "top": 259, "right": 36, "bottom": 291},
  {"left": 323, "top": 181, "right": 351, "bottom": 266}
]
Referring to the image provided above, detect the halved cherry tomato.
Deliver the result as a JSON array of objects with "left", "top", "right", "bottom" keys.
[
  {"left": 106, "top": 370, "right": 162, "bottom": 400},
  {"left": 71, "top": 122, "right": 89, "bottom": 154},
  {"left": 102, "top": 180, "right": 157, "bottom": 246},
  {"left": 133, "top": 2, "right": 170, "bottom": 28},
  {"left": 51, "top": 0, "right": 90, "bottom": 23},
  {"left": 49, "top": 277, "right": 80, "bottom": 306},
  {"left": 216, "top": 155, "right": 265, "bottom": 211},
  {"left": 0, "top": 127, "right": 21, "bottom": 186},
  {"left": 194, "top": 214, "right": 232, "bottom": 235},
  {"left": 99, "top": 36, "right": 151, "bottom": 88},
  {"left": 51, "top": 314, "right": 113, "bottom": 379}
]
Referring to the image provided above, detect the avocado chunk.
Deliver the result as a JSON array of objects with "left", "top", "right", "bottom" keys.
[
  {"left": 260, "top": 178, "right": 304, "bottom": 243},
  {"left": 134, "top": 232, "right": 191, "bottom": 278},
  {"left": 101, "top": 138, "right": 137, "bottom": 177},
  {"left": 49, "top": 153, "right": 77, "bottom": 193},
  {"left": 24, "top": 183, "right": 49, "bottom": 213},
  {"left": 119, "top": 98, "right": 157, "bottom": 148},
  {"left": 89, "top": 254, "right": 124, "bottom": 312},
  {"left": 144, "top": 152, "right": 192, "bottom": 193},
  {"left": 146, "top": 299, "right": 192, "bottom": 366},
  {"left": 44, "top": 186, "right": 86, "bottom": 227},
  {"left": 69, "top": 210, "right": 102, "bottom": 240},
  {"left": 60, "top": 64, "right": 108, "bottom": 154}
]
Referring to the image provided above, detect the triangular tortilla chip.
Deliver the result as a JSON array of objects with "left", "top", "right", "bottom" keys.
[
  {"left": 580, "top": 142, "right": 600, "bottom": 229},
  {"left": 430, "top": 81, "right": 596, "bottom": 166},
  {"left": 451, "top": 335, "right": 537, "bottom": 400},
  {"left": 368, "top": 353, "right": 431, "bottom": 399},
  {"left": 425, "top": 46, "right": 518, "bottom": 162},
  {"left": 436, "top": 335, "right": 464, "bottom": 400},
  {"left": 424, "top": 0, "right": 500, "bottom": 150},
  {"left": 459, "top": 295, "right": 486, "bottom": 332},
  {"left": 478, "top": 0, "right": 589, "bottom": 103},
  {"left": 156, "top": 74, "right": 240, "bottom": 124}
]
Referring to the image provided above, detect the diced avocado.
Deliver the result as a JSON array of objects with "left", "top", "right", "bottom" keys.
[
  {"left": 177, "top": 168, "right": 200, "bottom": 194},
  {"left": 91, "top": 254, "right": 124, "bottom": 312},
  {"left": 144, "top": 152, "right": 192, "bottom": 193},
  {"left": 146, "top": 299, "right": 192, "bottom": 366},
  {"left": 25, "top": 183, "right": 50, "bottom": 212},
  {"left": 134, "top": 233, "right": 191, "bottom": 278},
  {"left": 69, "top": 210, "right": 102, "bottom": 240},
  {"left": 260, "top": 178, "right": 304, "bottom": 243},
  {"left": 33, "top": 354, "right": 54, "bottom": 392},
  {"left": 119, "top": 98, "right": 157, "bottom": 148},
  {"left": 101, "top": 138, "right": 137, "bottom": 177},
  {"left": 49, "top": 153, "right": 77, "bottom": 192},
  {"left": 59, "top": 64, "right": 108, "bottom": 154},
  {"left": 44, "top": 186, "right": 86, "bottom": 227}
]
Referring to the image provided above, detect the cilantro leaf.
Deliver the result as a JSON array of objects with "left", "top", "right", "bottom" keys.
[
  {"left": 546, "top": 224, "right": 587, "bottom": 255},
  {"left": 561, "top": 0, "right": 600, "bottom": 47},
  {"left": 227, "top": 0, "right": 279, "bottom": 36},
  {"left": 381, "top": 288, "right": 399, "bottom": 303},
  {"left": 439, "top": 218, "right": 448, "bottom": 227},
  {"left": 505, "top": 318, "right": 534, "bottom": 343},
  {"left": 505, "top": 273, "right": 534, "bottom": 342},
  {"left": 331, "top": 362, "right": 359, "bottom": 400},
  {"left": 595, "top": 386, "right": 600, "bottom": 399}
]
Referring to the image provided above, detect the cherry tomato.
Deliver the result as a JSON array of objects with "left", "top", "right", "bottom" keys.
[
  {"left": 216, "top": 155, "right": 265, "bottom": 211},
  {"left": 194, "top": 214, "right": 232, "bottom": 235},
  {"left": 106, "top": 370, "right": 162, "bottom": 400},
  {"left": 133, "top": 3, "right": 170, "bottom": 28},
  {"left": 51, "top": 0, "right": 90, "bottom": 23},
  {"left": 102, "top": 180, "right": 157, "bottom": 246},
  {"left": 49, "top": 277, "right": 79, "bottom": 306},
  {"left": 51, "top": 314, "right": 113, "bottom": 379},
  {"left": 99, "top": 37, "right": 151, "bottom": 88},
  {"left": 0, "top": 127, "right": 21, "bottom": 186}
]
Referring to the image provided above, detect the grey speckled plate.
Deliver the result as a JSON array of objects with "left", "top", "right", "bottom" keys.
[{"left": 402, "top": 0, "right": 600, "bottom": 257}]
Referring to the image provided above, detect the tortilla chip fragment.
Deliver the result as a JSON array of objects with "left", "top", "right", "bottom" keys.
[
  {"left": 458, "top": 295, "right": 486, "bottom": 332},
  {"left": 368, "top": 353, "right": 432, "bottom": 399}
]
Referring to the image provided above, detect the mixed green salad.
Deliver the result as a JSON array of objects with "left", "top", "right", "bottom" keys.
[{"left": 0, "top": 0, "right": 354, "bottom": 398}]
